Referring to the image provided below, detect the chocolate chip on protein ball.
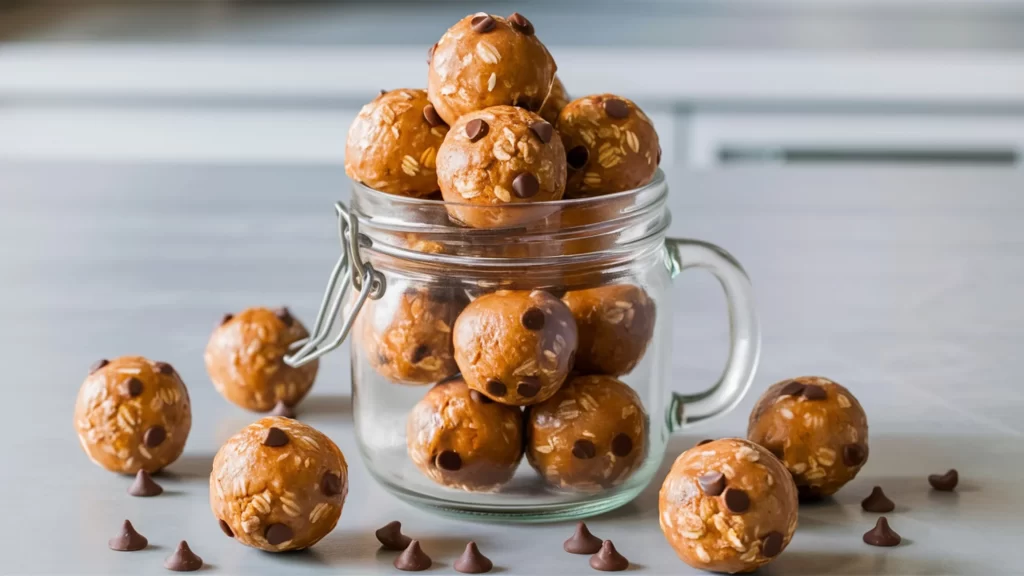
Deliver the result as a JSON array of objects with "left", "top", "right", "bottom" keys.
[
  {"left": 128, "top": 469, "right": 163, "bottom": 497},
  {"left": 512, "top": 172, "right": 540, "bottom": 198},
  {"left": 863, "top": 517, "right": 902, "bottom": 547},
  {"left": 928, "top": 469, "right": 959, "bottom": 491},
  {"left": 375, "top": 521, "right": 413, "bottom": 551},
  {"left": 144, "top": 425, "right": 167, "bottom": 448},
  {"left": 454, "top": 541, "right": 494, "bottom": 574},
  {"left": 436, "top": 450, "right": 463, "bottom": 471},
  {"left": 861, "top": 486, "right": 895, "bottom": 512},
  {"left": 564, "top": 521, "right": 603, "bottom": 555},
  {"left": 219, "top": 519, "right": 235, "bottom": 538},
  {"left": 154, "top": 361, "right": 175, "bottom": 375},
  {"left": 507, "top": 12, "right": 535, "bottom": 35},
  {"left": 529, "top": 121, "right": 553, "bottom": 143},
  {"left": 108, "top": 520, "right": 148, "bottom": 552},
  {"left": 723, "top": 487, "right": 751, "bottom": 513},
  {"left": 164, "top": 541, "right": 204, "bottom": 572},
  {"left": 423, "top": 104, "right": 446, "bottom": 128},
  {"left": 590, "top": 540, "right": 630, "bottom": 572},
  {"left": 264, "top": 523, "right": 294, "bottom": 546},
  {"left": 465, "top": 118, "right": 489, "bottom": 142},
  {"left": 698, "top": 471, "right": 726, "bottom": 496},
  {"left": 394, "top": 540, "right": 432, "bottom": 571},
  {"left": 89, "top": 359, "right": 110, "bottom": 374},
  {"left": 470, "top": 13, "right": 496, "bottom": 33},
  {"left": 761, "top": 531, "right": 785, "bottom": 558},
  {"left": 801, "top": 384, "right": 828, "bottom": 400},
  {"left": 263, "top": 426, "right": 289, "bottom": 447},
  {"left": 566, "top": 145, "right": 589, "bottom": 170}
]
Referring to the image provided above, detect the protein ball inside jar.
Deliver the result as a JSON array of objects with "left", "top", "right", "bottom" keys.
[
  {"left": 659, "top": 438, "right": 798, "bottom": 574},
  {"left": 437, "top": 105, "right": 567, "bottom": 228},
  {"left": 427, "top": 12, "right": 557, "bottom": 126},
  {"left": 74, "top": 356, "right": 192, "bottom": 474},
  {"left": 210, "top": 417, "right": 348, "bottom": 552},
  {"left": 562, "top": 284, "right": 656, "bottom": 376},
  {"left": 537, "top": 75, "right": 570, "bottom": 125},
  {"left": 205, "top": 307, "right": 318, "bottom": 412},
  {"left": 406, "top": 376, "right": 524, "bottom": 491},
  {"left": 557, "top": 94, "right": 660, "bottom": 198},
  {"left": 526, "top": 375, "right": 647, "bottom": 491},
  {"left": 453, "top": 289, "right": 577, "bottom": 406},
  {"left": 747, "top": 376, "right": 869, "bottom": 500}
]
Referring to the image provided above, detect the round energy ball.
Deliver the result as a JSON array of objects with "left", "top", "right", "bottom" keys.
[
  {"left": 406, "top": 376, "right": 524, "bottom": 492},
  {"left": 562, "top": 284, "right": 656, "bottom": 376},
  {"left": 526, "top": 375, "right": 647, "bottom": 491},
  {"left": 427, "top": 12, "right": 557, "bottom": 126},
  {"left": 453, "top": 289, "right": 577, "bottom": 406},
  {"left": 205, "top": 307, "right": 318, "bottom": 412},
  {"left": 210, "top": 417, "right": 348, "bottom": 552},
  {"left": 557, "top": 94, "right": 660, "bottom": 197},
  {"left": 747, "top": 376, "right": 869, "bottom": 500},
  {"left": 437, "top": 105, "right": 566, "bottom": 228},
  {"left": 74, "top": 356, "right": 192, "bottom": 474},
  {"left": 345, "top": 88, "right": 448, "bottom": 198},
  {"left": 659, "top": 438, "right": 798, "bottom": 574},
  {"left": 538, "top": 75, "right": 570, "bottom": 124}
]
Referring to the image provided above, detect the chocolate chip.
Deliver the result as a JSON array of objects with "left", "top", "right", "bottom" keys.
[
  {"left": 423, "top": 104, "right": 445, "bottom": 128},
  {"left": 220, "top": 313, "right": 234, "bottom": 325},
  {"left": 321, "top": 471, "right": 343, "bottom": 497},
  {"left": 469, "top": 390, "right": 493, "bottom": 404},
  {"left": 512, "top": 172, "right": 540, "bottom": 198},
  {"left": 928, "top": 469, "right": 958, "bottom": 491},
  {"left": 698, "top": 471, "right": 726, "bottom": 496},
  {"left": 218, "top": 519, "right": 234, "bottom": 538},
  {"left": 723, "top": 487, "right": 750, "bottom": 513},
  {"left": 125, "top": 377, "right": 143, "bottom": 397},
  {"left": 778, "top": 380, "right": 805, "bottom": 397},
  {"left": 863, "top": 517, "right": 901, "bottom": 547},
  {"left": 507, "top": 12, "right": 534, "bottom": 35},
  {"left": 801, "top": 384, "right": 827, "bottom": 400},
  {"left": 603, "top": 98, "right": 629, "bottom": 119},
  {"left": 376, "top": 521, "right": 412, "bottom": 551},
  {"left": 695, "top": 438, "right": 715, "bottom": 447},
  {"left": 427, "top": 43, "right": 437, "bottom": 65},
  {"left": 566, "top": 145, "right": 589, "bottom": 169},
  {"left": 270, "top": 400, "right": 295, "bottom": 419},
  {"left": 465, "top": 118, "right": 489, "bottom": 142},
  {"left": 394, "top": 540, "right": 432, "bottom": 572},
  {"left": 154, "top": 361, "right": 175, "bottom": 375},
  {"left": 263, "top": 427, "right": 289, "bottom": 447},
  {"left": 761, "top": 531, "right": 784, "bottom": 557},
  {"left": 89, "top": 359, "right": 109, "bottom": 374},
  {"left": 572, "top": 439, "right": 596, "bottom": 459},
  {"left": 454, "top": 541, "right": 493, "bottom": 574},
  {"left": 486, "top": 379, "right": 507, "bottom": 397},
  {"left": 128, "top": 469, "right": 163, "bottom": 497},
  {"left": 470, "top": 14, "right": 496, "bottom": 33},
  {"left": 265, "top": 523, "right": 294, "bottom": 546},
  {"left": 274, "top": 307, "right": 294, "bottom": 327},
  {"left": 521, "top": 307, "right": 545, "bottom": 330},
  {"left": 843, "top": 443, "right": 866, "bottom": 467},
  {"left": 589, "top": 540, "right": 629, "bottom": 572},
  {"left": 529, "top": 121, "right": 553, "bottom": 143},
  {"left": 517, "top": 377, "right": 541, "bottom": 398},
  {"left": 436, "top": 450, "right": 462, "bottom": 471},
  {"left": 164, "top": 541, "right": 203, "bottom": 572},
  {"left": 411, "top": 344, "right": 430, "bottom": 363},
  {"left": 564, "top": 521, "right": 603, "bottom": 554},
  {"left": 611, "top": 433, "right": 633, "bottom": 457},
  {"left": 861, "top": 486, "right": 895, "bottom": 512},
  {"left": 143, "top": 425, "right": 166, "bottom": 448},
  {"left": 108, "top": 520, "right": 148, "bottom": 551}
]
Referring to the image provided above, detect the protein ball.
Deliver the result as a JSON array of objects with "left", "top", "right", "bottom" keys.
[
  {"left": 747, "top": 376, "right": 869, "bottom": 500},
  {"left": 210, "top": 417, "right": 348, "bottom": 552},
  {"left": 437, "top": 105, "right": 567, "bottom": 228},
  {"left": 406, "top": 377, "right": 524, "bottom": 491},
  {"left": 557, "top": 94, "right": 660, "bottom": 197},
  {"left": 562, "top": 284, "right": 656, "bottom": 376},
  {"left": 526, "top": 375, "right": 647, "bottom": 491},
  {"left": 74, "top": 356, "right": 192, "bottom": 474},
  {"left": 345, "top": 88, "right": 448, "bottom": 198},
  {"left": 427, "top": 12, "right": 557, "bottom": 126},
  {"left": 659, "top": 438, "right": 798, "bottom": 573},
  {"left": 205, "top": 307, "right": 318, "bottom": 412},
  {"left": 453, "top": 289, "right": 577, "bottom": 406}
]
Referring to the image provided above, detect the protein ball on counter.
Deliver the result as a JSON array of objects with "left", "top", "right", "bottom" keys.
[
  {"left": 526, "top": 375, "right": 647, "bottom": 491},
  {"left": 345, "top": 88, "right": 449, "bottom": 198},
  {"left": 557, "top": 94, "right": 660, "bottom": 197},
  {"left": 427, "top": 12, "right": 557, "bottom": 126},
  {"left": 205, "top": 307, "right": 318, "bottom": 412},
  {"left": 537, "top": 75, "right": 570, "bottom": 125},
  {"left": 453, "top": 289, "right": 577, "bottom": 405},
  {"left": 659, "top": 438, "right": 798, "bottom": 573},
  {"left": 210, "top": 417, "right": 348, "bottom": 552},
  {"left": 74, "top": 357, "right": 192, "bottom": 474},
  {"left": 562, "top": 284, "right": 656, "bottom": 376},
  {"left": 406, "top": 377, "right": 524, "bottom": 492},
  {"left": 437, "top": 105, "right": 567, "bottom": 228},
  {"left": 747, "top": 376, "right": 869, "bottom": 501}
]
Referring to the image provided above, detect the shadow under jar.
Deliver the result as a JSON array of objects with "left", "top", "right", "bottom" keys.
[{"left": 286, "top": 171, "right": 760, "bottom": 522}]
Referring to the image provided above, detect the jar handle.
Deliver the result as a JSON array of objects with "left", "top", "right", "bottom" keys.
[{"left": 664, "top": 238, "right": 760, "bottom": 431}]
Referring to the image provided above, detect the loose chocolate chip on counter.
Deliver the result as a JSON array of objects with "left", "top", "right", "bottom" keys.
[
  {"left": 423, "top": 104, "right": 445, "bottom": 127},
  {"left": 454, "top": 541, "right": 493, "bottom": 574},
  {"left": 512, "top": 172, "right": 540, "bottom": 198},
  {"left": 128, "top": 469, "right": 163, "bottom": 497},
  {"left": 270, "top": 400, "right": 295, "bottom": 419},
  {"left": 376, "top": 521, "right": 413, "bottom": 551},
  {"left": 219, "top": 519, "right": 235, "bottom": 538},
  {"left": 801, "top": 384, "right": 828, "bottom": 400},
  {"left": 611, "top": 433, "right": 633, "bottom": 457},
  {"left": 695, "top": 438, "right": 714, "bottom": 447},
  {"left": 108, "top": 520, "right": 148, "bottom": 551},
  {"left": 517, "top": 377, "right": 542, "bottom": 397},
  {"left": 275, "top": 307, "right": 294, "bottom": 327},
  {"left": 436, "top": 450, "right": 463, "bottom": 471},
  {"left": 843, "top": 444, "right": 867, "bottom": 467},
  {"left": 564, "top": 521, "right": 603, "bottom": 555},
  {"left": 566, "top": 146, "right": 589, "bottom": 169},
  {"left": 395, "top": 540, "right": 432, "bottom": 571},
  {"left": 469, "top": 390, "right": 494, "bottom": 404},
  {"left": 698, "top": 471, "right": 726, "bottom": 496},
  {"left": 528, "top": 121, "right": 553, "bottom": 143},
  {"left": 220, "top": 313, "right": 234, "bottom": 325},
  {"left": 466, "top": 118, "right": 489, "bottom": 142},
  {"left": 164, "top": 541, "right": 203, "bottom": 572},
  {"left": 144, "top": 425, "right": 167, "bottom": 448},
  {"left": 572, "top": 439, "right": 597, "bottom": 459},
  {"left": 779, "top": 381, "right": 805, "bottom": 397},
  {"left": 863, "top": 517, "right": 901, "bottom": 547},
  {"left": 263, "top": 427, "right": 289, "bottom": 447},
  {"left": 928, "top": 469, "right": 959, "bottom": 491},
  {"left": 861, "top": 486, "right": 895, "bottom": 512},
  {"left": 486, "top": 379, "right": 507, "bottom": 397},
  {"left": 603, "top": 99, "right": 630, "bottom": 119},
  {"left": 265, "top": 523, "right": 294, "bottom": 546},
  {"left": 470, "top": 14, "right": 496, "bottom": 33},
  {"left": 521, "top": 307, "right": 546, "bottom": 330},
  {"left": 321, "top": 471, "right": 343, "bottom": 497},
  {"left": 427, "top": 43, "right": 437, "bottom": 65},
  {"left": 723, "top": 487, "right": 751, "bottom": 513},
  {"left": 589, "top": 540, "right": 629, "bottom": 572},
  {"left": 90, "top": 359, "right": 109, "bottom": 374},
  {"left": 761, "top": 531, "right": 784, "bottom": 558},
  {"left": 411, "top": 344, "right": 430, "bottom": 363},
  {"left": 507, "top": 12, "right": 535, "bottom": 35},
  {"left": 126, "top": 377, "right": 144, "bottom": 397},
  {"left": 154, "top": 361, "right": 175, "bottom": 375}
]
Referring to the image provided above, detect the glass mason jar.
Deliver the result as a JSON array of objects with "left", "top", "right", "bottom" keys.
[{"left": 286, "top": 171, "right": 759, "bottom": 522}]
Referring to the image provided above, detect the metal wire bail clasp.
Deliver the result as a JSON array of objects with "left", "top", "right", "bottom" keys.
[{"left": 284, "top": 201, "right": 386, "bottom": 367}]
